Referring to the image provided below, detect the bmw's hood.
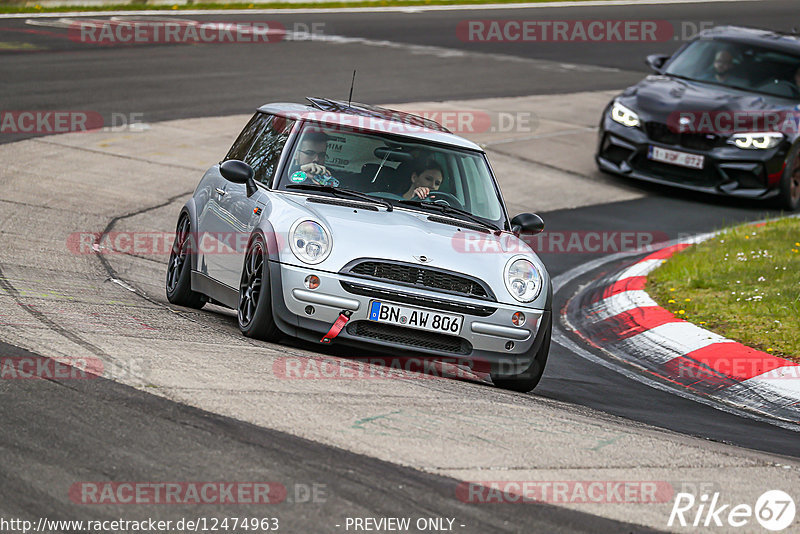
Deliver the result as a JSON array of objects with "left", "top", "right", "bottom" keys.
[
  {"left": 617, "top": 74, "right": 789, "bottom": 123},
  {"left": 267, "top": 193, "right": 548, "bottom": 307}
]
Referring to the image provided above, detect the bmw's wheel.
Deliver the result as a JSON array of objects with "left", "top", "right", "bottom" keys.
[
  {"left": 238, "top": 235, "right": 281, "bottom": 341},
  {"left": 491, "top": 314, "right": 551, "bottom": 393},
  {"left": 165, "top": 214, "right": 205, "bottom": 309},
  {"left": 778, "top": 145, "right": 800, "bottom": 211}
]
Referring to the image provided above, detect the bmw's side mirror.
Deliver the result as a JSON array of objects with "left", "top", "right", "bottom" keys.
[
  {"left": 220, "top": 159, "right": 257, "bottom": 197},
  {"left": 511, "top": 213, "right": 545, "bottom": 236},
  {"left": 645, "top": 54, "right": 670, "bottom": 73}
]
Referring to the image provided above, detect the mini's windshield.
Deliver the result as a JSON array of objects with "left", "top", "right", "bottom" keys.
[
  {"left": 665, "top": 38, "right": 800, "bottom": 99},
  {"left": 279, "top": 121, "right": 507, "bottom": 228}
]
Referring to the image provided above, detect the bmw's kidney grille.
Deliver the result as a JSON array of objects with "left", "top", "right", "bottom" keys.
[
  {"left": 645, "top": 121, "right": 721, "bottom": 151},
  {"left": 348, "top": 260, "right": 490, "bottom": 299}
]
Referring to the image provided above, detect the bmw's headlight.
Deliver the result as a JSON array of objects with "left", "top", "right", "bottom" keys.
[
  {"left": 290, "top": 220, "right": 331, "bottom": 264},
  {"left": 504, "top": 258, "right": 543, "bottom": 303},
  {"left": 727, "top": 132, "right": 783, "bottom": 150},
  {"left": 610, "top": 101, "right": 641, "bottom": 128}
]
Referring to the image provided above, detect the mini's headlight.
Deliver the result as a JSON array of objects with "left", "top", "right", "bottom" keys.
[
  {"left": 610, "top": 101, "right": 641, "bottom": 128},
  {"left": 727, "top": 132, "right": 783, "bottom": 150},
  {"left": 290, "top": 220, "right": 331, "bottom": 264},
  {"left": 504, "top": 258, "right": 543, "bottom": 303}
]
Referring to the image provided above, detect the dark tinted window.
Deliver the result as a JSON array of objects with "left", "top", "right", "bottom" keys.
[
  {"left": 666, "top": 39, "right": 800, "bottom": 98},
  {"left": 225, "top": 113, "right": 267, "bottom": 161},
  {"left": 246, "top": 114, "right": 295, "bottom": 185}
]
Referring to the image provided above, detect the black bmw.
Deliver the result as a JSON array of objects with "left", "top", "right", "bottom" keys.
[{"left": 596, "top": 26, "right": 800, "bottom": 210}]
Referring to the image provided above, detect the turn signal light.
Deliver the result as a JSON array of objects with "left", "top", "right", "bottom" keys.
[{"left": 304, "top": 275, "right": 320, "bottom": 290}]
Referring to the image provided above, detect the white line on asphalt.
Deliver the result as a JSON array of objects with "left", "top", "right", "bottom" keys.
[
  {"left": 20, "top": 17, "right": 622, "bottom": 74},
  {"left": 1, "top": 0, "right": 758, "bottom": 19},
  {"left": 552, "top": 327, "right": 800, "bottom": 432}
]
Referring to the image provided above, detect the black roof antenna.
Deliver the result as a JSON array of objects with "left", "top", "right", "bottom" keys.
[{"left": 348, "top": 70, "right": 356, "bottom": 107}]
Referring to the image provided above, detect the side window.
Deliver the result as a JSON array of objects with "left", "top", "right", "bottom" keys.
[
  {"left": 225, "top": 113, "right": 267, "bottom": 161},
  {"left": 245, "top": 114, "right": 295, "bottom": 185}
]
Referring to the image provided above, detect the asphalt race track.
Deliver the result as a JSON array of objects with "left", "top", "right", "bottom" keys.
[{"left": 1, "top": 1, "right": 799, "bottom": 532}]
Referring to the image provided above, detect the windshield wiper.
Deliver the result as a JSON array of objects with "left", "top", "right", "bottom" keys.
[
  {"left": 398, "top": 199, "right": 499, "bottom": 232},
  {"left": 286, "top": 183, "right": 392, "bottom": 211}
]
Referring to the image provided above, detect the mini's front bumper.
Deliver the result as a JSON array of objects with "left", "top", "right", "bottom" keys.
[
  {"left": 268, "top": 261, "right": 551, "bottom": 375},
  {"left": 596, "top": 115, "right": 788, "bottom": 199}
]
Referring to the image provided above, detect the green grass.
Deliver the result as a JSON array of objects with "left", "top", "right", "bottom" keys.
[
  {"left": 647, "top": 217, "right": 800, "bottom": 362},
  {"left": 0, "top": 0, "right": 595, "bottom": 14}
]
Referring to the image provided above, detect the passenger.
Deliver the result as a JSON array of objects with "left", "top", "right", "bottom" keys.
[{"left": 402, "top": 158, "right": 444, "bottom": 200}]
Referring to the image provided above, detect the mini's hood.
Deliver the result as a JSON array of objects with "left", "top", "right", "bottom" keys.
[
  {"left": 617, "top": 74, "right": 789, "bottom": 123},
  {"left": 265, "top": 192, "right": 548, "bottom": 308}
]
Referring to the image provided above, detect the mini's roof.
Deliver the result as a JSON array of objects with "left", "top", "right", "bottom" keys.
[
  {"left": 256, "top": 100, "right": 483, "bottom": 151},
  {"left": 697, "top": 25, "right": 800, "bottom": 54}
]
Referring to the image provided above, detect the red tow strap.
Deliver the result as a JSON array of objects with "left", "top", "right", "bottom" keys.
[{"left": 320, "top": 310, "right": 352, "bottom": 344}]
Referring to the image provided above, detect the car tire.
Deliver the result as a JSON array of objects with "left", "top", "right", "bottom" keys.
[
  {"left": 238, "top": 234, "right": 281, "bottom": 342},
  {"left": 165, "top": 214, "right": 205, "bottom": 309},
  {"left": 777, "top": 144, "right": 800, "bottom": 211},
  {"left": 491, "top": 314, "right": 551, "bottom": 393}
]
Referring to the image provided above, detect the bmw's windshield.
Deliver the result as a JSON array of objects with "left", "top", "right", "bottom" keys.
[
  {"left": 665, "top": 38, "right": 800, "bottom": 99},
  {"left": 278, "top": 121, "right": 507, "bottom": 229}
]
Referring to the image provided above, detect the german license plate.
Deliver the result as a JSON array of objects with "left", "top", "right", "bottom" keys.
[
  {"left": 368, "top": 301, "right": 462, "bottom": 335},
  {"left": 648, "top": 145, "right": 704, "bottom": 169}
]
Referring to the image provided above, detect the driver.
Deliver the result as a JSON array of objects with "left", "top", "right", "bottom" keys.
[
  {"left": 290, "top": 131, "right": 338, "bottom": 185},
  {"left": 701, "top": 49, "right": 745, "bottom": 85},
  {"left": 402, "top": 158, "right": 444, "bottom": 200}
]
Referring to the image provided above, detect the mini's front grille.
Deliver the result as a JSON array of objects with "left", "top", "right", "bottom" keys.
[
  {"left": 339, "top": 281, "right": 497, "bottom": 317},
  {"left": 345, "top": 260, "right": 493, "bottom": 300},
  {"left": 346, "top": 320, "right": 472, "bottom": 355}
]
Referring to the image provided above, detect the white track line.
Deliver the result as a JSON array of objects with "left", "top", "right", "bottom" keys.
[{"left": 2, "top": 0, "right": 759, "bottom": 19}]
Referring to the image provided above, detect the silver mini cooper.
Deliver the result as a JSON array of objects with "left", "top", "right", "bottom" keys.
[{"left": 166, "top": 98, "right": 551, "bottom": 391}]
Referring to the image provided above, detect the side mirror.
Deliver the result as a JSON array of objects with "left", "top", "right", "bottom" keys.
[
  {"left": 645, "top": 54, "right": 670, "bottom": 73},
  {"left": 220, "top": 159, "right": 257, "bottom": 197},
  {"left": 511, "top": 213, "right": 545, "bottom": 236}
]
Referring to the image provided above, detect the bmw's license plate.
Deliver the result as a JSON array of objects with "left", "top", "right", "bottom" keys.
[
  {"left": 368, "top": 301, "right": 462, "bottom": 335},
  {"left": 648, "top": 145, "right": 704, "bottom": 169}
]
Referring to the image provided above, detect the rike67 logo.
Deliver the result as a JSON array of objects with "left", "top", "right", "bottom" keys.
[{"left": 669, "top": 490, "right": 796, "bottom": 531}]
